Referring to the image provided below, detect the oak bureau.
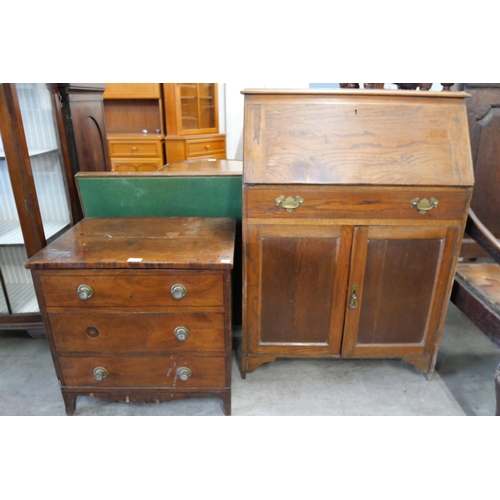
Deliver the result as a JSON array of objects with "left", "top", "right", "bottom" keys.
[
  {"left": 25, "top": 217, "right": 235, "bottom": 415},
  {"left": 241, "top": 88, "right": 474, "bottom": 378}
]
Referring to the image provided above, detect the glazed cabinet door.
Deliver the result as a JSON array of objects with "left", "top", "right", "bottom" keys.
[
  {"left": 244, "top": 223, "right": 352, "bottom": 356},
  {"left": 342, "top": 225, "right": 460, "bottom": 357}
]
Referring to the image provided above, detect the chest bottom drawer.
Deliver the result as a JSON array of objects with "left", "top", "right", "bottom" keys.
[
  {"left": 59, "top": 356, "right": 227, "bottom": 388},
  {"left": 49, "top": 312, "right": 225, "bottom": 353}
]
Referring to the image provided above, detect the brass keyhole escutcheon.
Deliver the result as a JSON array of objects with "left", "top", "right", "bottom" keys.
[
  {"left": 349, "top": 285, "right": 359, "bottom": 309},
  {"left": 93, "top": 367, "right": 108, "bottom": 382},
  {"left": 276, "top": 195, "right": 304, "bottom": 212},
  {"left": 86, "top": 326, "right": 100, "bottom": 339},
  {"left": 411, "top": 197, "right": 438, "bottom": 214},
  {"left": 171, "top": 284, "right": 186, "bottom": 300}
]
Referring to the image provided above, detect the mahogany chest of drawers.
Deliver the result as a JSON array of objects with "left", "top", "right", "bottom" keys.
[
  {"left": 241, "top": 88, "right": 474, "bottom": 378},
  {"left": 25, "top": 217, "right": 235, "bottom": 415}
]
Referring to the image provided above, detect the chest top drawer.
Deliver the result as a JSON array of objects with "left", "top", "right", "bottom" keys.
[{"left": 39, "top": 271, "right": 224, "bottom": 308}]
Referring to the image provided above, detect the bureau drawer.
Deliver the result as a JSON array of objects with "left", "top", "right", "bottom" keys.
[
  {"left": 245, "top": 186, "right": 470, "bottom": 221},
  {"left": 186, "top": 137, "right": 226, "bottom": 158},
  {"left": 108, "top": 140, "right": 162, "bottom": 158},
  {"left": 48, "top": 312, "right": 225, "bottom": 353},
  {"left": 59, "top": 356, "right": 227, "bottom": 388},
  {"left": 40, "top": 272, "right": 224, "bottom": 308}
]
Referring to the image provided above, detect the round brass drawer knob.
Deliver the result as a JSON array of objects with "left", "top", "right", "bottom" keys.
[
  {"left": 174, "top": 326, "right": 190, "bottom": 341},
  {"left": 77, "top": 284, "right": 93, "bottom": 300},
  {"left": 86, "top": 326, "right": 100, "bottom": 338},
  {"left": 177, "top": 367, "right": 192, "bottom": 382},
  {"left": 171, "top": 284, "right": 186, "bottom": 300},
  {"left": 93, "top": 367, "right": 108, "bottom": 382}
]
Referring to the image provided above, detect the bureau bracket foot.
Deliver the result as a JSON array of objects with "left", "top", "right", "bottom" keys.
[
  {"left": 401, "top": 354, "right": 436, "bottom": 380},
  {"left": 246, "top": 356, "right": 278, "bottom": 375}
]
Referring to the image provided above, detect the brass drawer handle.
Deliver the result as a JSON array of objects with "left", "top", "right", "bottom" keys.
[
  {"left": 177, "top": 367, "right": 192, "bottom": 382},
  {"left": 349, "top": 285, "right": 358, "bottom": 309},
  {"left": 174, "top": 326, "right": 190, "bottom": 341},
  {"left": 77, "top": 284, "right": 93, "bottom": 300},
  {"left": 93, "top": 367, "right": 108, "bottom": 381},
  {"left": 276, "top": 195, "right": 304, "bottom": 212},
  {"left": 171, "top": 284, "right": 187, "bottom": 300},
  {"left": 411, "top": 197, "right": 438, "bottom": 214}
]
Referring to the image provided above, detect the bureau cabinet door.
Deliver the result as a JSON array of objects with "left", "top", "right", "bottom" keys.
[
  {"left": 244, "top": 224, "right": 352, "bottom": 355},
  {"left": 341, "top": 225, "right": 459, "bottom": 357}
]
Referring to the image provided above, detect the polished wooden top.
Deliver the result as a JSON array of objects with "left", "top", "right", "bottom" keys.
[
  {"left": 158, "top": 159, "right": 242, "bottom": 176},
  {"left": 25, "top": 217, "right": 236, "bottom": 270},
  {"left": 75, "top": 159, "right": 242, "bottom": 178},
  {"left": 241, "top": 88, "right": 470, "bottom": 98}
]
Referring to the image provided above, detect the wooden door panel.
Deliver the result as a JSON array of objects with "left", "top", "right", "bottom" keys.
[
  {"left": 342, "top": 225, "right": 459, "bottom": 356},
  {"left": 245, "top": 224, "right": 352, "bottom": 355}
]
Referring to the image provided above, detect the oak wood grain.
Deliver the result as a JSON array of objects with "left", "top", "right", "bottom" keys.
[{"left": 243, "top": 92, "right": 473, "bottom": 186}]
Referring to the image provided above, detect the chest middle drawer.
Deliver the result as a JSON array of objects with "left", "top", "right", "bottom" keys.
[
  {"left": 40, "top": 271, "right": 224, "bottom": 308},
  {"left": 48, "top": 311, "right": 225, "bottom": 353}
]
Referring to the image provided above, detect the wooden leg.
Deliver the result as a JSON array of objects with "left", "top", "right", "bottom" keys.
[
  {"left": 220, "top": 393, "right": 231, "bottom": 416},
  {"left": 495, "top": 364, "right": 500, "bottom": 416},
  {"left": 62, "top": 393, "right": 77, "bottom": 416},
  {"left": 402, "top": 354, "right": 436, "bottom": 380}
]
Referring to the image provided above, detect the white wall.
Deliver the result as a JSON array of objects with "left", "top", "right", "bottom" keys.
[
  {"left": 223, "top": 82, "right": 309, "bottom": 160},
  {"left": 221, "top": 83, "right": 446, "bottom": 160}
]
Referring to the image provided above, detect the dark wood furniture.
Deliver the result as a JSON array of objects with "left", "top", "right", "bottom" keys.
[
  {"left": 450, "top": 208, "right": 500, "bottom": 415},
  {"left": 57, "top": 83, "right": 111, "bottom": 175},
  {"left": 25, "top": 217, "right": 236, "bottom": 415},
  {"left": 458, "top": 84, "right": 500, "bottom": 259},
  {"left": 0, "top": 83, "right": 77, "bottom": 335},
  {"left": 451, "top": 209, "right": 500, "bottom": 345},
  {"left": 241, "top": 88, "right": 473, "bottom": 378}
]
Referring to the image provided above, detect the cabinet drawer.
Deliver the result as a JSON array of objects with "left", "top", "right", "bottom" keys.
[
  {"left": 110, "top": 158, "right": 163, "bottom": 172},
  {"left": 186, "top": 137, "right": 226, "bottom": 158},
  {"left": 59, "top": 356, "right": 227, "bottom": 388},
  {"left": 48, "top": 311, "right": 225, "bottom": 353},
  {"left": 40, "top": 272, "right": 224, "bottom": 308},
  {"left": 109, "top": 140, "right": 162, "bottom": 158},
  {"left": 245, "top": 186, "right": 470, "bottom": 221}
]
